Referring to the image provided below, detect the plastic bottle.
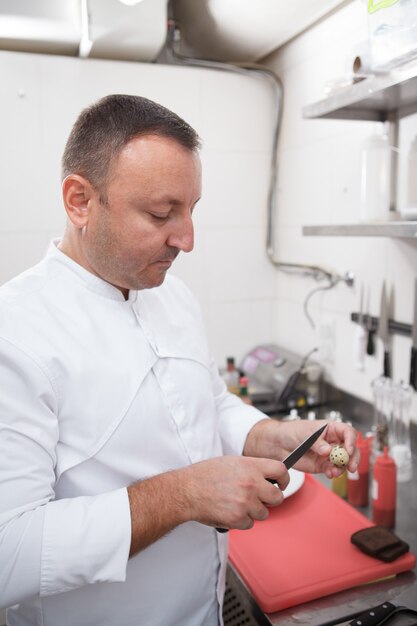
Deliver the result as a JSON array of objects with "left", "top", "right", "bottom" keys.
[
  {"left": 372, "top": 446, "right": 397, "bottom": 528},
  {"left": 402, "top": 135, "right": 417, "bottom": 220},
  {"left": 347, "top": 432, "right": 370, "bottom": 507},
  {"left": 360, "top": 133, "right": 391, "bottom": 223},
  {"left": 332, "top": 471, "right": 348, "bottom": 499},
  {"left": 372, "top": 375, "right": 391, "bottom": 455},
  {"left": 223, "top": 357, "right": 240, "bottom": 395},
  {"left": 239, "top": 376, "right": 252, "bottom": 405}
]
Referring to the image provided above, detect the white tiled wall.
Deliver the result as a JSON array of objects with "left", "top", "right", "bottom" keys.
[{"left": 264, "top": 0, "right": 417, "bottom": 419}]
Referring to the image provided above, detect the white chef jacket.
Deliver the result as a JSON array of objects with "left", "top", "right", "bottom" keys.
[{"left": 0, "top": 242, "right": 266, "bottom": 626}]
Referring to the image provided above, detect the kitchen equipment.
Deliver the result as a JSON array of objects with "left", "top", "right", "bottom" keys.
[
  {"left": 216, "top": 424, "right": 326, "bottom": 532},
  {"left": 410, "top": 278, "right": 417, "bottom": 390},
  {"left": 390, "top": 381, "right": 413, "bottom": 483},
  {"left": 378, "top": 282, "right": 391, "bottom": 378},
  {"left": 228, "top": 474, "right": 416, "bottom": 614},
  {"left": 239, "top": 344, "right": 323, "bottom": 414}
]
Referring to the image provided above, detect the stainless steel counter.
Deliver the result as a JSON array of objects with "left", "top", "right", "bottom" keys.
[{"left": 226, "top": 412, "right": 417, "bottom": 626}]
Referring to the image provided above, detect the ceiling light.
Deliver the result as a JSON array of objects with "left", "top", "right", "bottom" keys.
[{"left": 119, "top": 0, "right": 145, "bottom": 6}]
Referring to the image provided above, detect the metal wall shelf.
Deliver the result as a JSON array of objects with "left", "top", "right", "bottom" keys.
[
  {"left": 302, "top": 221, "right": 417, "bottom": 238},
  {"left": 302, "top": 60, "right": 417, "bottom": 238},
  {"left": 302, "top": 60, "right": 417, "bottom": 121}
]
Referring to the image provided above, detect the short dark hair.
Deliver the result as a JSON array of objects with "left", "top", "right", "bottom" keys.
[{"left": 62, "top": 94, "right": 201, "bottom": 194}]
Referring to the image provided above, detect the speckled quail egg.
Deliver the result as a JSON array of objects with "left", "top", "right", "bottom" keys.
[{"left": 329, "top": 445, "right": 349, "bottom": 468}]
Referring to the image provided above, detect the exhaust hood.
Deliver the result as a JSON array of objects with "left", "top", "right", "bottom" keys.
[{"left": 0, "top": 0, "right": 348, "bottom": 63}]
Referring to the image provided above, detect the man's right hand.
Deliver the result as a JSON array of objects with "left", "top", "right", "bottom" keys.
[
  {"left": 127, "top": 456, "right": 289, "bottom": 557},
  {"left": 181, "top": 455, "right": 289, "bottom": 530}
]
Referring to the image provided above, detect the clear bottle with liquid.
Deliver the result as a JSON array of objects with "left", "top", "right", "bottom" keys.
[
  {"left": 389, "top": 381, "right": 413, "bottom": 482},
  {"left": 223, "top": 357, "right": 240, "bottom": 395},
  {"left": 372, "top": 375, "right": 392, "bottom": 455}
]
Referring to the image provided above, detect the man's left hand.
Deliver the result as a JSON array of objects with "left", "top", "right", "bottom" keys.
[{"left": 243, "top": 418, "right": 359, "bottom": 479}]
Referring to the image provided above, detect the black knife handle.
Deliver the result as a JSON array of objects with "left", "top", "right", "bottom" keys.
[
  {"left": 383, "top": 351, "right": 391, "bottom": 378},
  {"left": 366, "top": 329, "right": 375, "bottom": 355},
  {"left": 347, "top": 601, "right": 396, "bottom": 626},
  {"left": 410, "top": 346, "right": 417, "bottom": 390}
]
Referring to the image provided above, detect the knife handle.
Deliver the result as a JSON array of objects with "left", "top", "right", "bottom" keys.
[
  {"left": 347, "top": 601, "right": 396, "bottom": 626},
  {"left": 366, "top": 329, "right": 375, "bottom": 355},
  {"left": 383, "top": 351, "right": 391, "bottom": 378},
  {"left": 410, "top": 346, "right": 417, "bottom": 390}
]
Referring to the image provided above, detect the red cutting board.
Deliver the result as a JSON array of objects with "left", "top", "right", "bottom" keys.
[{"left": 228, "top": 474, "right": 416, "bottom": 614}]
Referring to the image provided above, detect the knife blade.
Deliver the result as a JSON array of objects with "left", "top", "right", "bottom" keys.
[
  {"left": 410, "top": 277, "right": 417, "bottom": 390},
  {"left": 216, "top": 424, "right": 328, "bottom": 532},
  {"left": 273, "top": 422, "right": 328, "bottom": 477},
  {"left": 378, "top": 281, "right": 391, "bottom": 378}
]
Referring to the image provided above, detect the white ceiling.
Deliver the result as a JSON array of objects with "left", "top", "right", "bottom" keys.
[{"left": 0, "top": 0, "right": 348, "bottom": 63}]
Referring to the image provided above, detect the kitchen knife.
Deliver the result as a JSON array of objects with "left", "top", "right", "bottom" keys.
[
  {"left": 378, "top": 281, "right": 391, "bottom": 378},
  {"left": 365, "top": 286, "right": 375, "bottom": 356},
  {"left": 410, "top": 277, "right": 417, "bottom": 390},
  {"left": 276, "top": 422, "right": 328, "bottom": 474},
  {"left": 346, "top": 602, "right": 397, "bottom": 626},
  {"left": 216, "top": 423, "right": 327, "bottom": 532},
  {"left": 354, "top": 284, "right": 366, "bottom": 370}
]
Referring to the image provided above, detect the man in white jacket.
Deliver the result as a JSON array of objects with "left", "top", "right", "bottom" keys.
[{"left": 0, "top": 94, "right": 358, "bottom": 626}]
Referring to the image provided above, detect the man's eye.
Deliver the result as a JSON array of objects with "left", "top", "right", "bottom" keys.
[{"left": 150, "top": 213, "right": 169, "bottom": 221}]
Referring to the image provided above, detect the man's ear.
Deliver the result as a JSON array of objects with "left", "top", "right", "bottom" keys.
[{"left": 62, "top": 175, "right": 94, "bottom": 228}]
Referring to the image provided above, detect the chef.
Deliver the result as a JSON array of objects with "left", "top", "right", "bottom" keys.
[{"left": 0, "top": 94, "right": 359, "bottom": 626}]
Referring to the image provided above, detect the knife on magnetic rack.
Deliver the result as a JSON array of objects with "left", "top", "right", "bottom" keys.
[
  {"left": 378, "top": 281, "right": 391, "bottom": 378},
  {"left": 410, "top": 277, "right": 417, "bottom": 390}
]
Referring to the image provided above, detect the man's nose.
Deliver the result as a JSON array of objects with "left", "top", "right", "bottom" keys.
[{"left": 167, "top": 215, "right": 194, "bottom": 253}]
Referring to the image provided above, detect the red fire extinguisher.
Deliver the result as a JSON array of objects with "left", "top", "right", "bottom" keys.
[{"left": 372, "top": 446, "right": 396, "bottom": 528}]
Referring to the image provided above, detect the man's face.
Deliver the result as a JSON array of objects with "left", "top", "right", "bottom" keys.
[{"left": 81, "top": 135, "right": 201, "bottom": 294}]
